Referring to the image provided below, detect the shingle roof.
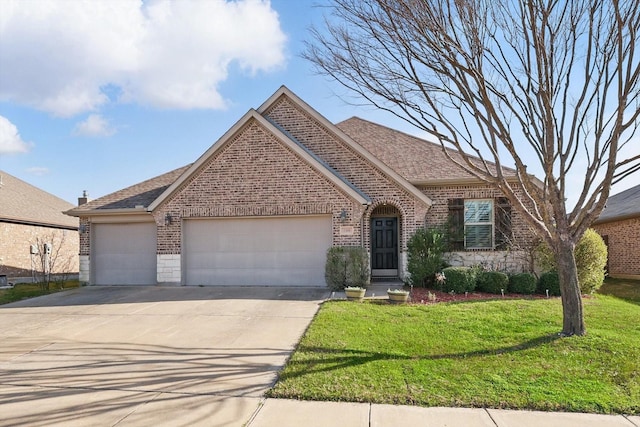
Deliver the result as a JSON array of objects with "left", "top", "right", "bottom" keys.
[
  {"left": 67, "top": 165, "right": 191, "bottom": 214},
  {"left": 336, "top": 117, "right": 515, "bottom": 183},
  {"left": 66, "top": 112, "right": 520, "bottom": 217},
  {"left": 0, "top": 170, "right": 77, "bottom": 228},
  {"left": 595, "top": 184, "right": 640, "bottom": 223}
]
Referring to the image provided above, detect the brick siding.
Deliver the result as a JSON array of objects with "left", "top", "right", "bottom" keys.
[
  {"left": 155, "top": 118, "right": 366, "bottom": 254},
  {"left": 0, "top": 222, "right": 79, "bottom": 279},
  {"left": 593, "top": 217, "right": 640, "bottom": 278},
  {"left": 263, "top": 96, "right": 429, "bottom": 251},
  {"left": 420, "top": 184, "right": 537, "bottom": 249}
]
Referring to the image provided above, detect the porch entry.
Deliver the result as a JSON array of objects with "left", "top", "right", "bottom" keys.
[{"left": 371, "top": 217, "right": 398, "bottom": 277}]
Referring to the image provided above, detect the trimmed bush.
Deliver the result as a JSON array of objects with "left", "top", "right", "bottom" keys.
[
  {"left": 537, "top": 271, "right": 561, "bottom": 296},
  {"left": 534, "top": 228, "right": 607, "bottom": 294},
  {"left": 574, "top": 229, "right": 607, "bottom": 294},
  {"left": 440, "top": 266, "right": 476, "bottom": 293},
  {"left": 407, "top": 227, "right": 447, "bottom": 287},
  {"left": 325, "top": 246, "right": 369, "bottom": 291},
  {"left": 509, "top": 272, "right": 537, "bottom": 294},
  {"left": 476, "top": 271, "right": 509, "bottom": 294}
]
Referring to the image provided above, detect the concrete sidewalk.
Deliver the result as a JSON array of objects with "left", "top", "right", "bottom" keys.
[{"left": 247, "top": 399, "right": 640, "bottom": 427}]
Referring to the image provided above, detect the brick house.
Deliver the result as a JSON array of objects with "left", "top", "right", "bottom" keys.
[
  {"left": 592, "top": 184, "right": 640, "bottom": 280},
  {"left": 65, "top": 86, "right": 536, "bottom": 286},
  {"left": 0, "top": 171, "right": 79, "bottom": 284}
]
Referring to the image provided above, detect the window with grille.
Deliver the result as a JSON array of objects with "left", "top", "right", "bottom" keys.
[{"left": 448, "top": 197, "right": 512, "bottom": 250}]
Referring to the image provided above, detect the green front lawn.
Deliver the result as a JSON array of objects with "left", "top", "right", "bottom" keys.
[
  {"left": 269, "top": 296, "right": 640, "bottom": 414},
  {"left": 598, "top": 278, "right": 640, "bottom": 303},
  {"left": 0, "top": 280, "right": 80, "bottom": 305}
]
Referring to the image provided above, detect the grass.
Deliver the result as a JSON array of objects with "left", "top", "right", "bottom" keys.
[
  {"left": 268, "top": 294, "right": 640, "bottom": 414},
  {"left": 0, "top": 280, "right": 80, "bottom": 305},
  {"left": 598, "top": 277, "right": 640, "bottom": 303}
]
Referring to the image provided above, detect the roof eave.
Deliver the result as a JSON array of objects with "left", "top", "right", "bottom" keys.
[
  {"left": 0, "top": 216, "right": 78, "bottom": 230},
  {"left": 64, "top": 207, "right": 150, "bottom": 217},
  {"left": 593, "top": 212, "right": 640, "bottom": 225},
  {"left": 411, "top": 176, "right": 523, "bottom": 186}
]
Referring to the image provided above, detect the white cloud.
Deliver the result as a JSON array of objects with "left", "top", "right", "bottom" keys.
[
  {"left": 0, "top": 0, "right": 287, "bottom": 117},
  {"left": 73, "top": 114, "right": 116, "bottom": 137},
  {"left": 0, "top": 115, "right": 31, "bottom": 154},
  {"left": 26, "top": 167, "right": 50, "bottom": 176}
]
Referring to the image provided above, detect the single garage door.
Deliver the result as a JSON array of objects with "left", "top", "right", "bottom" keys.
[
  {"left": 93, "top": 223, "right": 157, "bottom": 285},
  {"left": 184, "top": 216, "right": 332, "bottom": 286}
]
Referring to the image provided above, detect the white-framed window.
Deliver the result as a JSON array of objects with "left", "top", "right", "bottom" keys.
[{"left": 464, "top": 199, "right": 493, "bottom": 249}]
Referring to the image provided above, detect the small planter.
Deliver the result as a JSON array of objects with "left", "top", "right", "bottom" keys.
[
  {"left": 387, "top": 289, "right": 410, "bottom": 304},
  {"left": 344, "top": 287, "right": 366, "bottom": 301}
]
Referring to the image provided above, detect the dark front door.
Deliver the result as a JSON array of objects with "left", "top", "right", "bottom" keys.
[{"left": 371, "top": 217, "right": 398, "bottom": 277}]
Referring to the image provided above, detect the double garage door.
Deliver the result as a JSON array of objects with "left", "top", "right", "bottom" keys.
[
  {"left": 184, "top": 216, "right": 332, "bottom": 286},
  {"left": 92, "top": 216, "right": 331, "bottom": 286}
]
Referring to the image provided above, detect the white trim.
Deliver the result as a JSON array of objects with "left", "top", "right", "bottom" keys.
[{"left": 87, "top": 213, "right": 155, "bottom": 224}]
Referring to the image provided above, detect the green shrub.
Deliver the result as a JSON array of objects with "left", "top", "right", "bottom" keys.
[
  {"left": 574, "top": 229, "right": 607, "bottom": 294},
  {"left": 440, "top": 266, "right": 476, "bottom": 293},
  {"left": 509, "top": 272, "right": 537, "bottom": 294},
  {"left": 476, "top": 271, "right": 509, "bottom": 294},
  {"left": 534, "top": 228, "right": 608, "bottom": 294},
  {"left": 537, "top": 271, "right": 561, "bottom": 296},
  {"left": 407, "top": 227, "right": 447, "bottom": 287},
  {"left": 325, "top": 246, "right": 370, "bottom": 291}
]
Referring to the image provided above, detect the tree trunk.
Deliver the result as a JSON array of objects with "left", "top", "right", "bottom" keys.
[{"left": 555, "top": 240, "right": 586, "bottom": 336}]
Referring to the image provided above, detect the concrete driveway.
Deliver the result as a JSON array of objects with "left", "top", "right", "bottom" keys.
[{"left": 0, "top": 286, "right": 328, "bottom": 426}]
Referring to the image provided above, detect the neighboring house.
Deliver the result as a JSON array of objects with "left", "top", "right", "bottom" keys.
[
  {"left": 592, "top": 184, "right": 640, "bottom": 280},
  {"left": 0, "top": 171, "right": 79, "bottom": 284},
  {"left": 65, "top": 86, "right": 536, "bottom": 287}
]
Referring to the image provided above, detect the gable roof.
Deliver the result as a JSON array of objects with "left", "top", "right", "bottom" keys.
[
  {"left": 0, "top": 170, "right": 77, "bottom": 229},
  {"left": 71, "top": 86, "right": 536, "bottom": 218},
  {"left": 336, "top": 117, "right": 517, "bottom": 185},
  {"left": 147, "top": 109, "right": 370, "bottom": 212},
  {"left": 257, "top": 87, "right": 432, "bottom": 208},
  {"left": 65, "top": 165, "right": 191, "bottom": 216},
  {"left": 594, "top": 184, "right": 640, "bottom": 224}
]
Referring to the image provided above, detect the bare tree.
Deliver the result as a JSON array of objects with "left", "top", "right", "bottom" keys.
[
  {"left": 30, "top": 232, "right": 74, "bottom": 291},
  {"left": 306, "top": 0, "right": 640, "bottom": 335}
]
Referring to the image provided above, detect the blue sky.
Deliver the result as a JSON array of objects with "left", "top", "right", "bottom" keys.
[
  {"left": 0, "top": 0, "right": 404, "bottom": 205},
  {"left": 0, "top": 0, "right": 637, "bottom": 206}
]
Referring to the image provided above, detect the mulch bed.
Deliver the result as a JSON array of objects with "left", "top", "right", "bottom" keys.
[{"left": 408, "top": 287, "right": 550, "bottom": 305}]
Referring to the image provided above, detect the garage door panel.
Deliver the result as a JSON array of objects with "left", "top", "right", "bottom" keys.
[
  {"left": 93, "top": 223, "right": 157, "bottom": 285},
  {"left": 184, "top": 216, "right": 331, "bottom": 286}
]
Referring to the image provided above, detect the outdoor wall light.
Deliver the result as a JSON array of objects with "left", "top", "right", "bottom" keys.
[
  {"left": 165, "top": 213, "right": 173, "bottom": 226},
  {"left": 340, "top": 208, "right": 348, "bottom": 222},
  {"left": 79, "top": 224, "right": 88, "bottom": 233}
]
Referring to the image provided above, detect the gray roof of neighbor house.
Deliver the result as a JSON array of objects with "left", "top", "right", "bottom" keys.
[
  {"left": 594, "top": 184, "right": 640, "bottom": 224},
  {"left": 336, "top": 117, "right": 517, "bottom": 184},
  {"left": 67, "top": 165, "right": 191, "bottom": 214},
  {"left": 0, "top": 170, "right": 78, "bottom": 229}
]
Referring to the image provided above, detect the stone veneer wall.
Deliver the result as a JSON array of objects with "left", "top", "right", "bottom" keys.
[{"left": 593, "top": 217, "right": 640, "bottom": 279}]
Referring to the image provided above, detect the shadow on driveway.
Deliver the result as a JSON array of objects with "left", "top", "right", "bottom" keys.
[
  {"left": 1, "top": 285, "right": 330, "bottom": 307},
  {"left": 0, "top": 286, "right": 326, "bottom": 426}
]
